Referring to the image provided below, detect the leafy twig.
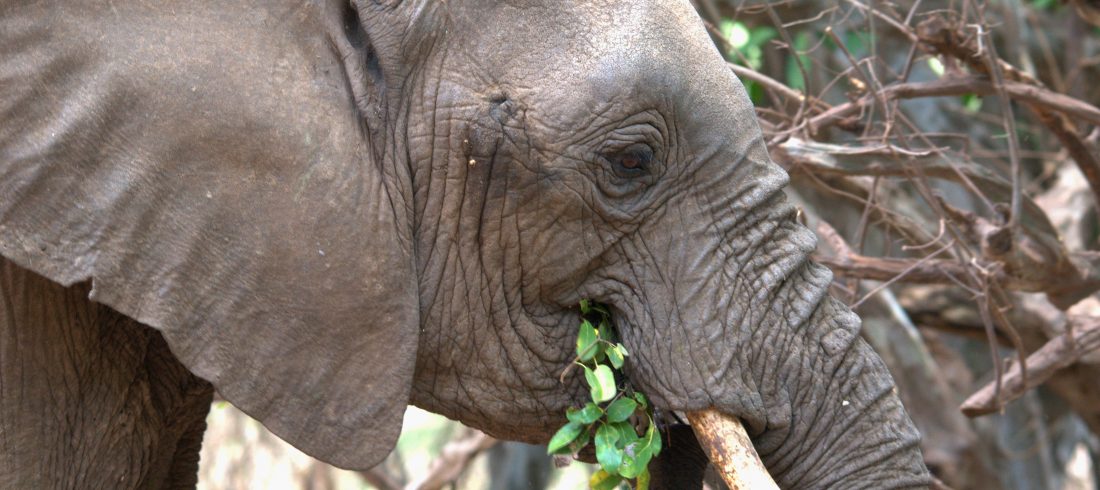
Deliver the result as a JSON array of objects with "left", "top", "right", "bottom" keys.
[{"left": 549, "top": 301, "right": 661, "bottom": 490}]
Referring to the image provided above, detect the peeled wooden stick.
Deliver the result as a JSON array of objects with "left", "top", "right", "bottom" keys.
[{"left": 687, "top": 409, "right": 779, "bottom": 490}]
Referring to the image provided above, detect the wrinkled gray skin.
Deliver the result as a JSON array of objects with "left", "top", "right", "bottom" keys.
[{"left": 0, "top": 0, "right": 930, "bottom": 488}]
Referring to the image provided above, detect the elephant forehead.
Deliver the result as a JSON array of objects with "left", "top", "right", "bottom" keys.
[
  {"left": 441, "top": 0, "right": 704, "bottom": 86},
  {"left": 433, "top": 0, "right": 753, "bottom": 149}
]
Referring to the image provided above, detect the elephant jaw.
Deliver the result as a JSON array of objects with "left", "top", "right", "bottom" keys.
[{"left": 687, "top": 409, "right": 779, "bottom": 490}]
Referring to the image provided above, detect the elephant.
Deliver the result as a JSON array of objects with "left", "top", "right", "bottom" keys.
[{"left": 0, "top": 0, "right": 932, "bottom": 488}]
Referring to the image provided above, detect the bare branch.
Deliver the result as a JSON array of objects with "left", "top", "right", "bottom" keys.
[
  {"left": 405, "top": 430, "right": 498, "bottom": 490},
  {"left": 810, "top": 76, "right": 1100, "bottom": 132},
  {"left": 361, "top": 468, "right": 403, "bottom": 490},
  {"left": 961, "top": 316, "right": 1100, "bottom": 416}
]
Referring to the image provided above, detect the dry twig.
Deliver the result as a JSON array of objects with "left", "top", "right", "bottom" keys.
[
  {"left": 405, "top": 430, "right": 498, "bottom": 490},
  {"left": 961, "top": 316, "right": 1100, "bottom": 416}
]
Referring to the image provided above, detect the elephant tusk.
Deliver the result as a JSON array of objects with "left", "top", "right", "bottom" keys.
[{"left": 687, "top": 409, "right": 779, "bottom": 490}]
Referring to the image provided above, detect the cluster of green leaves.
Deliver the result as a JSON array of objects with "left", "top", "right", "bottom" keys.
[
  {"left": 547, "top": 300, "right": 662, "bottom": 490},
  {"left": 719, "top": 19, "right": 777, "bottom": 104},
  {"left": 719, "top": 19, "right": 776, "bottom": 71},
  {"left": 717, "top": 18, "right": 815, "bottom": 98}
]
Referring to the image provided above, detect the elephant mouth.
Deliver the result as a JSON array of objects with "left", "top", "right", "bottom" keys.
[
  {"left": 686, "top": 409, "right": 779, "bottom": 489},
  {"left": 591, "top": 308, "right": 780, "bottom": 486}
]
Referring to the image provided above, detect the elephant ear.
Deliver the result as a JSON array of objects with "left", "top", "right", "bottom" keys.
[{"left": 0, "top": 0, "right": 417, "bottom": 469}]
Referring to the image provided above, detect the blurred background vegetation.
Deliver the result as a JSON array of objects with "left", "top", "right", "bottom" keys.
[
  {"left": 199, "top": 402, "right": 597, "bottom": 490},
  {"left": 200, "top": 0, "right": 1100, "bottom": 488}
]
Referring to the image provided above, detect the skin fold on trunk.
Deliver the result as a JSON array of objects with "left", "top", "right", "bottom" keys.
[{"left": 688, "top": 410, "right": 779, "bottom": 490}]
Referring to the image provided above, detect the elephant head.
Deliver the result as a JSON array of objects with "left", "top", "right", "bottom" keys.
[{"left": 0, "top": 0, "right": 930, "bottom": 487}]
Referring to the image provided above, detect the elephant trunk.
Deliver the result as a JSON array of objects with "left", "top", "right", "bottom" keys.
[
  {"left": 703, "top": 206, "right": 931, "bottom": 488},
  {"left": 614, "top": 144, "right": 930, "bottom": 486},
  {"left": 730, "top": 243, "right": 929, "bottom": 488}
]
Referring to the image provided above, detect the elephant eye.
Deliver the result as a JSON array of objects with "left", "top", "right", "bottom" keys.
[{"left": 606, "top": 144, "right": 654, "bottom": 178}]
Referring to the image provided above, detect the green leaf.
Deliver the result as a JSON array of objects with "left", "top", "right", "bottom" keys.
[
  {"left": 565, "top": 425, "right": 592, "bottom": 455},
  {"left": 589, "top": 469, "right": 623, "bottom": 490},
  {"left": 962, "top": 93, "right": 983, "bottom": 113},
  {"left": 618, "top": 448, "right": 642, "bottom": 479},
  {"left": 647, "top": 419, "right": 662, "bottom": 458},
  {"left": 607, "top": 345, "right": 625, "bottom": 369},
  {"left": 579, "top": 299, "right": 591, "bottom": 314},
  {"left": 617, "top": 441, "right": 644, "bottom": 479},
  {"left": 586, "top": 364, "right": 617, "bottom": 403},
  {"left": 613, "top": 421, "right": 639, "bottom": 447},
  {"left": 633, "top": 392, "right": 648, "bottom": 409},
  {"left": 619, "top": 423, "right": 652, "bottom": 479},
  {"left": 577, "top": 320, "right": 599, "bottom": 361},
  {"left": 927, "top": 57, "right": 945, "bottom": 77},
  {"left": 605, "top": 398, "right": 637, "bottom": 423},
  {"left": 582, "top": 365, "right": 597, "bottom": 394},
  {"left": 595, "top": 423, "right": 623, "bottom": 474},
  {"left": 546, "top": 421, "right": 584, "bottom": 455},
  {"left": 727, "top": 20, "right": 751, "bottom": 49},
  {"left": 567, "top": 402, "right": 603, "bottom": 425},
  {"left": 597, "top": 319, "right": 611, "bottom": 339}
]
